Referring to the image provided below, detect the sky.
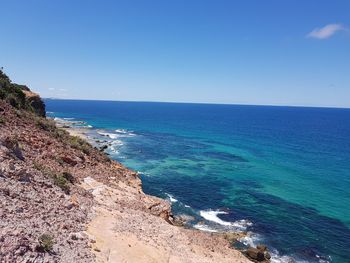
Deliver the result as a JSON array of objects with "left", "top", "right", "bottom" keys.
[{"left": 1, "top": 0, "right": 349, "bottom": 107}]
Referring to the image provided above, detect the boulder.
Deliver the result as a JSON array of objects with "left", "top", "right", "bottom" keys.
[
  {"left": 256, "top": 244, "right": 267, "bottom": 251},
  {"left": 245, "top": 244, "right": 271, "bottom": 262},
  {"left": 223, "top": 232, "right": 247, "bottom": 243}
]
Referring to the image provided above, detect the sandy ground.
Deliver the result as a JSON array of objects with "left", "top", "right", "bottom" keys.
[
  {"left": 63, "top": 127, "right": 90, "bottom": 140},
  {"left": 81, "top": 177, "right": 252, "bottom": 263}
]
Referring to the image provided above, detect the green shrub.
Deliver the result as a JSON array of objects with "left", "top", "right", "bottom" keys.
[
  {"left": 38, "top": 234, "right": 54, "bottom": 252},
  {"left": 1, "top": 69, "right": 46, "bottom": 116},
  {"left": 62, "top": 171, "right": 75, "bottom": 184},
  {"left": 0, "top": 116, "right": 4, "bottom": 124},
  {"left": 34, "top": 164, "right": 71, "bottom": 194},
  {"left": 36, "top": 118, "right": 57, "bottom": 132},
  {"left": 53, "top": 128, "right": 69, "bottom": 140},
  {"left": 2, "top": 84, "right": 26, "bottom": 109},
  {"left": 68, "top": 136, "right": 92, "bottom": 155},
  {"left": 53, "top": 174, "right": 70, "bottom": 194}
]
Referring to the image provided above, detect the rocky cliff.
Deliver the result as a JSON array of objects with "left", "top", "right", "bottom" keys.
[
  {"left": 0, "top": 71, "right": 254, "bottom": 263},
  {"left": 0, "top": 70, "right": 46, "bottom": 117}
]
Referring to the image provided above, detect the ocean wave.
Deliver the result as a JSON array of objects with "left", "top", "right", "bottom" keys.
[
  {"left": 98, "top": 130, "right": 135, "bottom": 139},
  {"left": 115, "top": 128, "right": 130, "bottom": 134},
  {"left": 98, "top": 132, "right": 119, "bottom": 139},
  {"left": 270, "top": 254, "right": 296, "bottom": 263},
  {"left": 231, "top": 219, "right": 253, "bottom": 229},
  {"left": 199, "top": 210, "right": 232, "bottom": 226},
  {"left": 240, "top": 235, "right": 306, "bottom": 263},
  {"left": 108, "top": 140, "right": 124, "bottom": 154},
  {"left": 165, "top": 193, "right": 178, "bottom": 203},
  {"left": 137, "top": 171, "right": 151, "bottom": 177},
  {"left": 115, "top": 129, "right": 136, "bottom": 136},
  {"left": 199, "top": 209, "right": 253, "bottom": 232},
  {"left": 193, "top": 223, "right": 218, "bottom": 233},
  {"left": 110, "top": 140, "right": 124, "bottom": 146}
]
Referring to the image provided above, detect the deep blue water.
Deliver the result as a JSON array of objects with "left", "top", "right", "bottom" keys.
[{"left": 45, "top": 99, "right": 350, "bottom": 263}]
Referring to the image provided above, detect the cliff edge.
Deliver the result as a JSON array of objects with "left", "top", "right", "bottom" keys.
[{"left": 0, "top": 71, "right": 253, "bottom": 263}]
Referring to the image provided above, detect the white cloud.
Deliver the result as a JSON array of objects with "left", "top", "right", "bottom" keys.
[
  {"left": 307, "top": 23, "right": 345, "bottom": 39},
  {"left": 48, "top": 87, "right": 55, "bottom": 91}
]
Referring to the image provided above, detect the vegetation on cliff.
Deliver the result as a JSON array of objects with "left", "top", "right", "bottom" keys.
[{"left": 0, "top": 69, "right": 46, "bottom": 117}]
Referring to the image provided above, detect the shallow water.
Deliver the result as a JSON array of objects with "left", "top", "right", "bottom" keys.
[{"left": 46, "top": 99, "right": 350, "bottom": 263}]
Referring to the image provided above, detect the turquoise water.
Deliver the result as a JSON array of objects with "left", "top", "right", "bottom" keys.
[{"left": 46, "top": 99, "right": 350, "bottom": 263}]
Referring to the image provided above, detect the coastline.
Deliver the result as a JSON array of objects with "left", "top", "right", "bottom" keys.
[{"left": 56, "top": 120, "right": 255, "bottom": 262}]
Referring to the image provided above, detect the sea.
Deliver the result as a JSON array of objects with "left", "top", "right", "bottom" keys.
[{"left": 45, "top": 99, "right": 350, "bottom": 263}]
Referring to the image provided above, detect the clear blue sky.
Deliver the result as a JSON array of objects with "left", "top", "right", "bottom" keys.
[{"left": 1, "top": 0, "right": 349, "bottom": 107}]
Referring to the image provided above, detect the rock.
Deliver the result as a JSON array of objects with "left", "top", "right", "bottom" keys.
[
  {"left": 70, "top": 232, "right": 84, "bottom": 240},
  {"left": 18, "top": 170, "right": 31, "bottom": 183},
  {"left": 3, "top": 137, "right": 24, "bottom": 160},
  {"left": 61, "top": 156, "right": 78, "bottom": 166},
  {"left": 15, "top": 208, "right": 24, "bottom": 213},
  {"left": 147, "top": 201, "right": 174, "bottom": 225},
  {"left": 257, "top": 244, "right": 267, "bottom": 251},
  {"left": 223, "top": 232, "right": 246, "bottom": 243},
  {"left": 245, "top": 245, "right": 271, "bottom": 262},
  {"left": 245, "top": 247, "right": 265, "bottom": 261},
  {"left": 99, "top": 145, "right": 108, "bottom": 151}
]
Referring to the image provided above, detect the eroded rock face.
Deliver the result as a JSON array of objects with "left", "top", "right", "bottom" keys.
[
  {"left": 21, "top": 89, "right": 46, "bottom": 117},
  {"left": 245, "top": 244, "right": 271, "bottom": 262},
  {"left": 148, "top": 200, "right": 175, "bottom": 224}
]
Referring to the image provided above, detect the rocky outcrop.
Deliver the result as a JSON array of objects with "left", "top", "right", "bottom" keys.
[
  {"left": 244, "top": 245, "right": 271, "bottom": 263},
  {"left": 0, "top": 70, "right": 46, "bottom": 117},
  {"left": 24, "top": 91, "right": 46, "bottom": 117}
]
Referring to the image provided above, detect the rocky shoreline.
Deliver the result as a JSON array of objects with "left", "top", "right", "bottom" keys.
[{"left": 0, "top": 79, "right": 267, "bottom": 262}]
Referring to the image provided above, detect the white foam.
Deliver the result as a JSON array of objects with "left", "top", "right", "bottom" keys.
[
  {"left": 137, "top": 171, "right": 151, "bottom": 177},
  {"left": 115, "top": 129, "right": 129, "bottom": 134},
  {"left": 111, "top": 140, "right": 124, "bottom": 146},
  {"left": 200, "top": 210, "right": 232, "bottom": 226},
  {"left": 239, "top": 232, "right": 262, "bottom": 247},
  {"left": 269, "top": 249, "right": 299, "bottom": 263},
  {"left": 270, "top": 255, "right": 296, "bottom": 263},
  {"left": 165, "top": 193, "right": 178, "bottom": 203},
  {"left": 98, "top": 132, "right": 119, "bottom": 139},
  {"left": 193, "top": 223, "right": 218, "bottom": 233},
  {"left": 109, "top": 141, "right": 123, "bottom": 153},
  {"left": 231, "top": 219, "right": 253, "bottom": 230},
  {"left": 115, "top": 129, "right": 136, "bottom": 136}
]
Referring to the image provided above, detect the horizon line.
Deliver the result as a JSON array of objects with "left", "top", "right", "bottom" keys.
[{"left": 43, "top": 97, "right": 350, "bottom": 110}]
